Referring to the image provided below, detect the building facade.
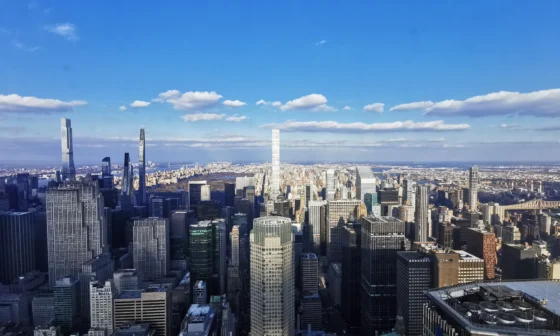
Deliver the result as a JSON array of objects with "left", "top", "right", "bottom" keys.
[
  {"left": 360, "top": 216, "right": 407, "bottom": 335},
  {"left": 132, "top": 218, "right": 170, "bottom": 280},
  {"left": 47, "top": 179, "right": 107, "bottom": 288},
  {"left": 250, "top": 216, "right": 295, "bottom": 336}
]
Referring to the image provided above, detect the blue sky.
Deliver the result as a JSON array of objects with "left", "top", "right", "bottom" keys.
[{"left": 1, "top": 0, "right": 560, "bottom": 165}]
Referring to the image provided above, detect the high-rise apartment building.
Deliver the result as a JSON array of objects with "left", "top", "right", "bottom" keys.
[
  {"left": 60, "top": 118, "right": 76, "bottom": 181},
  {"left": 414, "top": 184, "right": 429, "bottom": 242},
  {"left": 308, "top": 200, "right": 327, "bottom": 255},
  {"left": 360, "top": 216, "right": 407, "bottom": 335},
  {"left": 200, "top": 185, "right": 211, "bottom": 202},
  {"left": 89, "top": 280, "right": 116, "bottom": 336},
  {"left": 396, "top": 251, "right": 431, "bottom": 336},
  {"left": 32, "top": 293, "right": 54, "bottom": 326},
  {"left": 0, "top": 212, "right": 35, "bottom": 285},
  {"left": 466, "top": 228, "right": 497, "bottom": 279},
  {"left": 356, "top": 166, "right": 376, "bottom": 201},
  {"left": 132, "top": 218, "right": 170, "bottom": 280},
  {"left": 501, "top": 244, "right": 538, "bottom": 280},
  {"left": 250, "top": 217, "right": 295, "bottom": 336},
  {"left": 455, "top": 250, "right": 485, "bottom": 283},
  {"left": 47, "top": 179, "right": 107, "bottom": 288},
  {"left": 468, "top": 166, "right": 479, "bottom": 211},
  {"left": 271, "top": 129, "right": 281, "bottom": 197},
  {"left": 53, "top": 276, "right": 81, "bottom": 333},
  {"left": 326, "top": 200, "right": 362, "bottom": 263},
  {"left": 113, "top": 284, "right": 171, "bottom": 336},
  {"left": 138, "top": 129, "right": 146, "bottom": 205},
  {"left": 326, "top": 169, "right": 335, "bottom": 201}
]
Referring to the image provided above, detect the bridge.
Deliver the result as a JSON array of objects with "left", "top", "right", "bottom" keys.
[{"left": 501, "top": 199, "right": 560, "bottom": 211}]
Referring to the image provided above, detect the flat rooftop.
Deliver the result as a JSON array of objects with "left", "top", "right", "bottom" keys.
[{"left": 426, "top": 280, "right": 560, "bottom": 335}]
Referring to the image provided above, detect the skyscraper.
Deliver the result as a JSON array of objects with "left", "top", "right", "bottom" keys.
[
  {"left": 361, "top": 216, "right": 407, "bottom": 335},
  {"left": 469, "top": 166, "right": 479, "bottom": 211},
  {"left": 341, "top": 223, "right": 361, "bottom": 333},
  {"left": 132, "top": 217, "right": 170, "bottom": 280},
  {"left": 0, "top": 212, "right": 35, "bottom": 285},
  {"left": 271, "top": 129, "right": 280, "bottom": 197},
  {"left": 47, "top": 179, "right": 107, "bottom": 288},
  {"left": 189, "top": 221, "right": 213, "bottom": 283},
  {"left": 356, "top": 166, "right": 376, "bottom": 201},
  {"left": 121, "top": 153, "right": 134, "bottom": 207},
  {"left": 211, "top": 219, "right": 227, "bottom": 295},
  {"left": 308, "top": 200, "right": 327, "bottom": 256},
  {"left": 250, "top": 216, "right": 295, "bottom": 335},
  {"left": 80, "top": 253, "right": 114, "bottom": 322},
  {"left": 326, "top": 169, "right": 335, "bottom": 201},
  {"left": 139, "top": 128, "right": 146, "bottom": 205},
  {"left": 53, "top": 276, "right": 81, "bottom": 333},
  {"left": 415, "top": 185, "right": 429, "bottom": 242},
  {"left": 396, "top": 251, "right": 431, "bottom": 336},
  {"left": 60, "top": 118, "right": 76, "bottom": 182},
  {"left": 326, "top": 200, "right": 362, "bottom": 263}
]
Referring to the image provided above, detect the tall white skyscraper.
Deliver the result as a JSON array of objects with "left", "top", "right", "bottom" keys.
[
  {"left": 138, "top": 128, "right": 146, "bottom": 205},
  {"left": 326, "top": 169, "right": 335, "bottom": 201},
  {"left": 250, "top": 217, "right": 295, "bottom": 335},
  {"left": 60, "top": 118, "right": 76, "bottom": 181},
  {"left": 230, "top": 225, "right": 240, "bottom": 267},
  {"left": 271, "top": 129, "right": 280, "bottom": 197},
  {"left": 414, "top": 185, "right": 429, "bottom": 242},
  {"left": 469, "top": 166, "right": 479, "bottom": 211},
  {"left": 356, "top": 166, "right": 376, "bottom": 201},
  {"left": 89, "top": 280, "right": 116, "bottom": 336}
]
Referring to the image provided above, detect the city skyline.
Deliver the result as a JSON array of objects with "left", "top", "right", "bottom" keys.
[{"left": 2, "top": 1, "right": 560, "bottom": 163}]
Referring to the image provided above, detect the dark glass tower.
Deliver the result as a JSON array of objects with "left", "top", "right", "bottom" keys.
[
  {"left": 60, "top": 118, "right": 76, "bottom": 181},
  {"left": 360, "top": 216, "right": 407, "bottom": 335},
  {"left": 396, "top": 251, "right": 431, "bottom": 336},
  {"left": 138, "top": 129, "right": 146, "bottom": 205},
  {"left": 189, "top": 221, "right": 213, "bottom": 283},
  {"left": 341, "top": 223, "right": 361, "bottom": 333}
]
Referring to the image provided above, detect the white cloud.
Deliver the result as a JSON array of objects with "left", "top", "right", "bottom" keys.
[
  {"left": 271, "top": 101, "right": 282, "bottom": 107},
  {"left": 256, "top": 99, "right": 268, "bottom": 105},
  {"left": 343, "top": 106, "right": 352, "bottom": 111},
  {"left": 130, "top": 100, "right": 150, "bottom": 108},
  {"left": 363, "top": 103, "right": 384, "bottom": 113},
  {"left": 226, "top": 114, "right": 248, "bottom": 122},
  {"left": 400, "top": 144, "right": 424, "bottom": 148},
  {"left": 280, "top": 94, "right": 335, "bottom": 112},
  {"left": 260, "top": 120, "right": 470, "bottom": 133},
  {"left": 315, "top": 40, "right": 327, "bottom": 46},
  {"left": 500, "top": 123, "right": 520, "bottom": 129},
  {"left": 390, "top": 101, "right": 434, "bottom": 112},
  {"left": 155, "top": 90, "right": 222, "bottom": 110},
  {"left": 312, "top": 104, "right": 337, "bottom": 112},
  {"left": 443, "top": 144, "right": 465, "bottom": 148},
  {"left": 182, "top": 113, "right": 226, "bottom": 122},
  {"left": 153, "top": 89, "right": 180, "bottom": 102},
  {"left": 0, "top": 94, "right": 87, "bottom": 113},
  {"left": 13, "top": 40, "right": 41, "bottom": 52},
  {"left": 223, "top": 99, "right": 247, "bottom": 107},
  {"left": 394, "top": 89, "right": 560, "bottom": 117},
  {"left": 119, "top": 106, "right": 127, "bottom": 111},
  {"left": 45, "top": 23, "right": 79, "bottom": 41},
  {"left": 384, "top": 138, "right": 408, "bottom": 143},
  {"left": 428, "top": 137, "right": 446, "bottom": 142}
]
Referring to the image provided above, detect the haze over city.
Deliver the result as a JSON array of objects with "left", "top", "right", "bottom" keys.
[{"left": 2, "top": 1, "right": 560, "bottom": 164}]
